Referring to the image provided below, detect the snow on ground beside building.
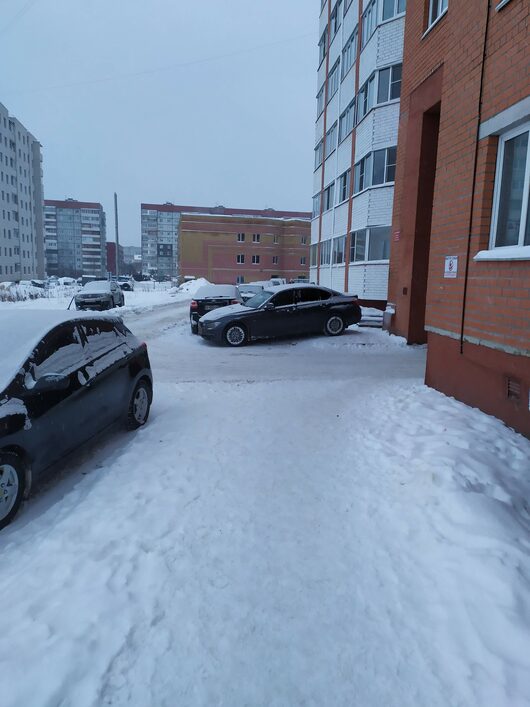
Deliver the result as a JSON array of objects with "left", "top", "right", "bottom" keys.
[{"left": 0, "top": 307, "right": 529, "bottom": 706}]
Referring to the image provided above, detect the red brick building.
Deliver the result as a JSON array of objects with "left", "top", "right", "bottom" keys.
[
  {"left": 387, "top": 0, "right": 530, "bottom": 437},
  {"left": 141, "top": 204, "right": 310, "bottom": 284}
]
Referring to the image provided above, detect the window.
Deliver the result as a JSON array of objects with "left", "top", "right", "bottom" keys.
[
  {"left": 300, "top": 256, "right": 306, "bottom": 265},
  {"left": 310, "top": 244, "right": 318, "bottom": 267},
  {"left": 272, "top": 255, "right": 279, "bottom": 265},
  {"left": 377, "top": 64, "right": 402, "bottom": 103},
  {"left": 237, "top": 232, "right": 245, "bottom": 242},
  {"left": 357, "top": 74, "right": 375, "bottom": 122},
  {"left": 325, "top": 122, "right": 338, "bottom": 156},
  {"left": 320, "top": 239, "right": 331, "bottom": 264},
  {"left": 382, "top": 0, "right": 406, "bottom": 20},
  {"left": 328, "top": 61, "right": 341, "bottom": 103},
  {"left": 301, "top": 235, "right": 307, "bottom": 244},
  {"left": 323, "top": 182, "right": 335, "bottom": 211},
  {"left": 372, "top": 147, "right": 397, "bottom": 184},
  {"left": 332, "top": 235, "right": 346, "bottom": 264},
  {"left": 236, "top": 275, "right": 245, "bottom": 284},
  {"left": 318, "top": 27, "right": 328, "bottom": 65},
  {"left": 274, "top": 234, "right": 279, "bottom": 244},
  {"left": 361, "top": 0, "right": 377, "bottom": 47},
  {"left": 339, "top": 169, "right": 351, "bottom": 202},
  {"left": 253, "top": 233, "right": 261, "bottom": 243},
  {"left": 299, "top": 287, "right": 331, "bottom": 302},
  {"left": 237, "top": 254, "right": 245, "bottom": 264},
  {"left": 350, "top": 227, "right": 390, "bottom": 261},
  {"left": 342, "top": 29, "right": 358, "bottom": 78},
  {"left": 330, "top": 1, "right": 342, "bottom": 37},
  {"left": 315, "top": 140, "right": 324, "bottom": 169},
  {"left": 339, "top": 99, "right": 356, "bottom": 142},
  {"left": 272, "top": 290, "right": 295, "bottom": 307},
  {"left": 428, "top": 0, "right": 448, "bottom": 27},
  {"left": 491, "top": 123, "right": 530, "bottom": 249},
  {"left": 354, "top": 153, "right": 373, "bottom": 192},
  {"left": 316, "top": 85, "right": 325, "bottom": 116},
  {"left": 351, "top": 230, "right": 367, "bottom": 261},
  {"left": 344, "top": 0, "right": 355, "bottom": 14},
  {"left": 252, "top": 254, "right": 260, "bottom": 264},
  {"left": 32, "top": 324, "right": 83, "bottom": 378},
  {"left": 312, "top": 192, "right": 321, "bottom": 218}
]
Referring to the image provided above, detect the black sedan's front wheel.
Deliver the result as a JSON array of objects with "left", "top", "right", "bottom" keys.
[
  {"left": 224, "top": 323, "right": 247, "bottom": 347},
  {"left": 0, "top": 452, "right": 25, "bottom": 530},
  {"left": 324, "top": 314, "right": 345, "bottom": 336}
]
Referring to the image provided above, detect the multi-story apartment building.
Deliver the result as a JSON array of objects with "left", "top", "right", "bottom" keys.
[
  {"left": 141, "top": 204, "right": 310, "bottom": 283},
  {"left": 387, "top": 0, "right": 529, "bottom": 437},
  {"left": 0, "top": 103, "right": 45, "bottom": 282},
  {"left": 311, "top": 0, "right": 406, "bottom": 305},
  {"left": 44, "top": 199, "right": 107, "bottom": 278}
]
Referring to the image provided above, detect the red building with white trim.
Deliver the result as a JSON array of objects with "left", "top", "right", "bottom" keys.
[{"left": 387, "top": 0, "right": 530, "bottom": 436}]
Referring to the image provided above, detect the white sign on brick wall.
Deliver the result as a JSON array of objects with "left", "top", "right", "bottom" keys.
[{"left": 444, "top": 256, "right": 458, "bottom": 279}]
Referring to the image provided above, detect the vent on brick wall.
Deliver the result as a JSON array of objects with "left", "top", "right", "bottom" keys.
[{"left": 506, "top": 377, "right": 521, "bottom": 401}]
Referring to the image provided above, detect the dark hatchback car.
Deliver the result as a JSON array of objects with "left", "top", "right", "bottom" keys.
[
  {"left": 0, "top": 311, "right": 153, "bottom": 529},
  {"left": 198, "top": 284, "right": 362, "bottom": 346},
  {"left": 75, "top": 280, "right": 125, "bottom": 310},
  {"left": 189, "top": 284, "right": 239, "bottom": 334}
]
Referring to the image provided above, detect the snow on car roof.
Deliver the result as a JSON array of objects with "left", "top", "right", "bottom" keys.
[
  {"left": 81, "top": 280, "right": 112, "bottom": 293},
  {"left": 195, "top": 284, "right": 236, "bottom": 299},
  {"left": 263, "top": 283, "right": 334, "bottom": 294},
  {"left": 0, "top": 310, "right": 119, "bottom": 393}
]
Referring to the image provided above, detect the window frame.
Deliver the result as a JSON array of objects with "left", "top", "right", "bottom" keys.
[
  {"left": 382, "top": 0, "right": 406, "bottom": 22},
  {"left": 341, "top": 28, "right": 358, "bottom": 80},
  {"left": 361, "top": 0, "right": 378, "bottom": 48},
  {"left": 327, "top": 60, "right": 341, "bottom": 103},
  {"left": 427, "top": 0, "right": 448, "bottom": 31},
  {"left": 237, "top": 253, "right": 245, "bottom": 264},
  {"left": 489, "top": 121, "right": 530, "bottom": 250},
  {"left": 339, "top": 99, "right": 356, "bottom": 143},
  {"left": 251, "top": 254, "right": 260, "bottom": 265}
]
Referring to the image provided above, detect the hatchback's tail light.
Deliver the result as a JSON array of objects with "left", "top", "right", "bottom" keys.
[
  {"left": 231, "top": 299, "right": 240, "bottom": 304},
  {"left": 190, "top": 300, "right": 198, "bottom": 310}
]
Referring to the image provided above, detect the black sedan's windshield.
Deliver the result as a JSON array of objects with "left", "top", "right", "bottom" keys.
[{"left": 244, "top": 290, "right": 274, "bottom": 308}]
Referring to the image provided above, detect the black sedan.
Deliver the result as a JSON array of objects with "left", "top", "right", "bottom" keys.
[
  {"left": 190, "top": 284, "right": 239, "bottom": 334},
  {"left": 0, "top": 311, "right": 153, "bottom": 529},
  {"left": 198, "top": 284, "right": 362, "bottom": 346}
]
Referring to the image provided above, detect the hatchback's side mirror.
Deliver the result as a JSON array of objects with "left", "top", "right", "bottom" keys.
[
  {"left": 264, "top": 302, "right": 275, "bottom": 311},
  {"left": 32, "top": 373, "right": 70, "bottom": 394}
]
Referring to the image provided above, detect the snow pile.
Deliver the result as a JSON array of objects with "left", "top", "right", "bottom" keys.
[
  {"left": 359, "top": 306, "right": 384, "bottom": 328},
  {"left": 176, "top": 277, "right": 210, "bottom": 296},
  {"left": 0, "top": 306, "right": 529, "bottom": 706}
]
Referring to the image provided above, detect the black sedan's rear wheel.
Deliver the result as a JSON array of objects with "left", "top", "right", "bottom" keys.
[
  {"left": 126, "top": 380, "right": 152, "bottom": 430},
  {"left": 224, "top": 323, "right": 247, "bottom": 347},
  {"left": 0, "top": 452, "right": 25, "bottom": 530},
  {"left": 324, "top": 314, "right": 345, "bottom": 336}
]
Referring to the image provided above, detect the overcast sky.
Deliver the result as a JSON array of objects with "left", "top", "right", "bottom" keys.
[{"left": 0, "top": 0, "right": 319, "bottom": 245}]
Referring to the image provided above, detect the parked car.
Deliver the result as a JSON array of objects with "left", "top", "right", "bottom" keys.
[
  {"left": 189, "top": 284, "right": 239, "bottom": 334},
  {"left": 0, "top": 310, "right": 153, "bottom": 529},
  {"left": 236, "top": 283, "right": 264, "bottom": 303},
  {"left": 198, "top": 284, "right": 362, "bottom": 346},
  {"left": 117, "top": 276, "right": 135, "bottom": 292},
  {"left": 75, "top": 280, "right": 124, "bottom": 310}
]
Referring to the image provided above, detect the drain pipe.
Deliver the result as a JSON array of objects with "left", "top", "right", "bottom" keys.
[{"left": 459, "top": 0, "right": 492, "bottom": 354}]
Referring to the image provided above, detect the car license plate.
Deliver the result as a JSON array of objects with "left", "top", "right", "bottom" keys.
[{"left": 204, "top": 304, "right": 217, "bottom": 311}]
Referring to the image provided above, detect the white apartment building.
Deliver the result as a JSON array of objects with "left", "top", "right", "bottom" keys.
[
  {"left": 0, "top": 102, "right": 45, "bottom": 282},
  {"left": 310, "top": 0, "right": 405, "bottom": 303},
  {"left": 141, "top": 203, "right": 182, "bottom": 279},
  {"left": 44, "top": 199, "right": 107, "bottom": 278}
]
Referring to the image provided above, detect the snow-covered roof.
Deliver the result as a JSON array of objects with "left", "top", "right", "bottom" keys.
[
  {"left": 0, "top": 310, "right": 116, "bottom": 392},
  {"left": 80, "top": 280, "right": 111, "bottom": 294}
]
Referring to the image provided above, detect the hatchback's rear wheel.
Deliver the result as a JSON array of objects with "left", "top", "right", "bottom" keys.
[
  {"left": 126, "top": 380, "right": 152, "bottom": 430},
  {"left": 224, "top": 323, "right": 247, "bottom": 347},
  {"left": 0, "top": 453, "right": 25, "bottom": 530},
  {"left": 324, "top": 314, "right": 345, "bottom": 336}
]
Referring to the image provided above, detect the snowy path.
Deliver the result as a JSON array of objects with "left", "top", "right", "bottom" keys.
[{"left": 1, "top": 306, "right": 530, "bottom": 707}]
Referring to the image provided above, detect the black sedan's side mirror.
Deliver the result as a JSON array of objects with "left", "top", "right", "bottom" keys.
[
  {"left": 31, "top": 374, "right": 70, "bottom": 394},
  {"left": 264, "top": 302, "right": 275, "bottom": 311}
]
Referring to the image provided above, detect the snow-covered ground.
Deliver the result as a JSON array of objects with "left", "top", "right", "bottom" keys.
[{"left": 1, "top": 304, "right": 529, "bottom": 707}]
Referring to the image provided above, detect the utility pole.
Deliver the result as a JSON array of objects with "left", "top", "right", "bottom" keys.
[{"left": 114, "top": 192, "right": 120, "bottom": 277}]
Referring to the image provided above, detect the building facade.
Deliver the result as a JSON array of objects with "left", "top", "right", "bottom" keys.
[
  {"left": 106, "top": 241, "right": 125, "bottom": 276},
  {"left": 141, "top": 204, "right": 310, "bottom": 283},
  {"left": 44, "top": 199, "right": 107, "bottom": 278},
  {"left": 0, "top": 103, "right": 45, "bottom": 282},
  {"left": 387, "top": 0, "right": 530, "bottom": 437},
  {"left": 311, "top": 0, "right": 406, "bottom": 305}
]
